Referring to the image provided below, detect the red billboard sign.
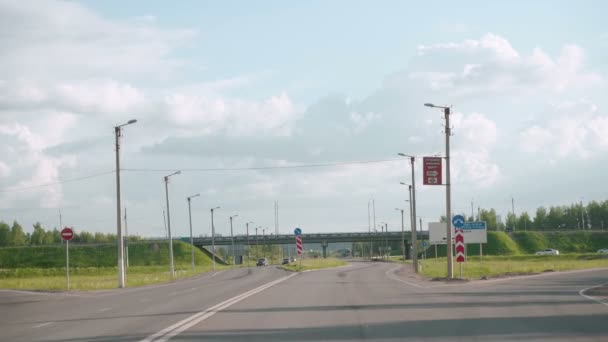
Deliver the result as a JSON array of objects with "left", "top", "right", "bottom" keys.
[{"left": 423, "top": 157, "right": 442, "bottom": 185}]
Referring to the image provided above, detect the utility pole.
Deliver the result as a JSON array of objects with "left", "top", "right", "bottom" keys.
[
  {"left": 187, "top": 194, "right": 200, "bottom": 272},
  {"left": 59, "top": 209, "right": 63, "bottom": 245},
  {"left": 164, "top": 171, "right": 181, "bottom": 279},
  {"left": 246, "top": 221, "right": 253, "bottom": 266},
  {"left": 372, "top": 199, "right": 376, "bottom": 259},
  {"left": 114, "top": 119, "right": 137, "bottom": 288},
  {"left": 124, "top": 207, "right": 129, "bottom": 269},
  {"left": 229, "top": 215, "right": 238, "bottom": 265},
  {"left": 471, "top": 199, "right": 474, "bottom": 221},
  {"left": 210, "top": 207, "right": 220, "bottom": 271},
  {"left": 580, "top": 198, "right": 586, "bottom": 230},
  {"left": 396, "top": 208, "right": 405, "bottom": 262},
  {"left": 368, "top": 200, "right": 371, "bottom": 259},
  {"left": 162, "top": 208, "right": 168, "bottom": 239},
  {"left": 424, "top": 103, "right": 453, "bottom": 278},
  {"left": 409, "top": 156, "right": 418, "bottom": 273}
]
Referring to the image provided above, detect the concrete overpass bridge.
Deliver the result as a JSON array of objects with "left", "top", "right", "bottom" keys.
[{"left": 191, "top": 231, "right": 429, "bottom": 246}]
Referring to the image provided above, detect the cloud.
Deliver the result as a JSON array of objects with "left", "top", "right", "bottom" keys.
[
  {"left": 519, "top": 100, "right": 606, "bottom": 159},
  {"left": 413, "top": 33, "right": 602, "bottom": 96}
]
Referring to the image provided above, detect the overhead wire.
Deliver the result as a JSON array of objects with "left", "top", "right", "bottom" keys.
[{"left": 0, "top": 158, "right": 404, "bottom": 193}]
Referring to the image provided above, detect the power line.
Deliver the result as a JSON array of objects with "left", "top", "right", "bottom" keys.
[
  {"left": 122, "top": 158, "right": 402, "bottom": 172},
  {"left": 0, "top": 170, "right": 115, "bottom": 193},
  {"left": 0, "top": 158, "right": 402, "bottom": 193}
]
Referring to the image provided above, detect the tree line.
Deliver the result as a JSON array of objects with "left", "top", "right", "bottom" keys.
[
  {"left": 0, "top": 221, "right": 141, "bottom": 247},
  {"left": 460, "top": 199, "right": 608, "bottom": 231}
]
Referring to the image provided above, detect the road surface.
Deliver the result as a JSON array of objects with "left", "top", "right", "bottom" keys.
[{"left": 1, "top": 262, "right": 607, "bottom": 341}]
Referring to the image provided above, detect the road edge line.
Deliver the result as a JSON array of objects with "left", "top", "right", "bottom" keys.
[
  {"left": 140, "top": 273, "right": 297, "bottom": 342},
  {"left": 579, "top": 283, "right": 608, "bottom": 308}
]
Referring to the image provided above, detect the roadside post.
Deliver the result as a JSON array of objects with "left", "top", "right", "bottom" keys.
[
  {"left": 61, "top": 227, "right": 74, "bottom": 290},
  {"left": 294, "top": 227, "right": 303, "bottom": 269},
  {"left": 453, "top": 215, "right": 465, "bottom": 279},
  {"left": 455, "top": 228, "right": 465, "bottom": 279}
]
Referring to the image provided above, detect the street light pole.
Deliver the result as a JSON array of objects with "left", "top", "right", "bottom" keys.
[
  {"left": 187, "top": 194, "right": 200, "bottom": 272},
  {"left": 229, "top": 215, "right": 238, "bottom": 265},
  {"left": 246, "top": 221, "right": 253, "bottom": 266},
  {"left": 164, "top": 170, "right": 181, "bottom": 279},
  {"left": 210, "top": 207, "right": 220, "bottom": 271},
  {"left": 425, "top": 103, "right": 453, "bottom": 278},
  {"left": 114, "top": 119, "right": 136, "bottom": 289},
  {"left": 396, "top": 208, "right": 405, "bottom": 262},
  {"left": 399, "top": 155, "right": 418, "bottom": 273}
]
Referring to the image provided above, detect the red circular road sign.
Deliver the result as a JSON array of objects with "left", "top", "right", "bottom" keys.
[{"left": 61, "top": 227, "right": 74, "bottom": 241}]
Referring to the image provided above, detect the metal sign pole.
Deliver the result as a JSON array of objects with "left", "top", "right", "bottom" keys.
[
  {"left": 480, "top": 243, "right": 483, "bottom": 264},
  {"left": 66, "top": 239, "right": 70, "bottom": 291}
]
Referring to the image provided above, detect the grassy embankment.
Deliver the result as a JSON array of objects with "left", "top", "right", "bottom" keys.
[
  {"left": 417, "top": 231, "right": 608, "bottom": 279},
  {"left": 0, "top": 241, "right": 230, "bottom": 290},
  {"left": 280, "top": 258, "right": 347, "bottom": 272}
]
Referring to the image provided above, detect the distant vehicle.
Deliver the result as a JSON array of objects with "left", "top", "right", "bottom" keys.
[
  {"left": 505, "top": 227, "right": 514, "bottom": 232},
  {"left": 598, "top": 249, "right": 608, "bottom": 254},
  {"left": 256, "top": 258, "right": 269, "bottom": 266},
  {"left": 282, "top": 258, "right": 290, "bottom": 265},
  {"left": 290, "top": 258, "right": 296, "bottom": 262},
  {"left": 535, "top": 249, "right": 560, "bottom": 256}
]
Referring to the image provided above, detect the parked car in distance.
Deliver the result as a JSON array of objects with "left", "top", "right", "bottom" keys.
[
  {"left": 535, "top": 248, "right": 560, "bottom": 256},
  {"left": 256, "top": 258, "right": 269, "bottom": 266},
  {"left": 598, "top": 249, "right": 608, "bottom": 254},
  {"left": 290, "top": 258, "right": 296, "bottom": 262},
  {"left": 282, "top": 258, "right": 290, "bottom": 265}
]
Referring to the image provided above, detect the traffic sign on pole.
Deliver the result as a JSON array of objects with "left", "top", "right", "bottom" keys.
[
  {"left": 61, "top": 227, "right": 74, "bottom": 241},
  {"left": 452, "top": 215, "right": 465, "bottom": 228},
  {"left": 61, "top": 227, "right": 73, "bottom": 291},
  {"left": 455, "top": 229, "right": 465, "bottom": 263},
  {"left": 294, "top": 227, "right": 302, "bottom": 236},
  {"left": 422, "top": 157, "right": 442, "bottom": 185}
]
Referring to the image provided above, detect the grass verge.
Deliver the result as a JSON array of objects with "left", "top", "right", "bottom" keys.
[
  {"left": 419, "top": 254, "right": 608, "bottom": 279},
  {"left": 279, "top": 258, "right": 347, "bottom": 272},
  {"left": 0, "top": 264, "right": 233, "bottom": 291}
]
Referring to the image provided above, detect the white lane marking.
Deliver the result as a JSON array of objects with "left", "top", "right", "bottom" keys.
[
  {"left": 579, "top": 283, "right": 608, "bottom": 307},
  {"left": 33, "top": 322, "right": 54, "bottom": 328},
  {"left": 98, "top": 307, "right": 112, "bottom": 312},
  {"left": 140, "top": 273, "right": 297, "bottom": 342},
  {"left": 384, "top": 265, "right": 426, "bottom": 289}
]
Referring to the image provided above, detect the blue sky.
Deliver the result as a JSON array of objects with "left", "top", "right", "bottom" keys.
[{"left": 0, "top": 0, "right": 607, "bottom": 237}]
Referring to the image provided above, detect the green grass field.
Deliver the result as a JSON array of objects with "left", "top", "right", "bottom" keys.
[
  {"left": 0, "top": 264, "right": 235, "bottom": 291},
  {"left": 0, "top": 241, "right": 234, "bottom": 291},
  {"left": 418, "top": 254, "right": 608, "bottom": 279},
  {"left": 280, "top": 258, "right": 347, "bottom": 272}
]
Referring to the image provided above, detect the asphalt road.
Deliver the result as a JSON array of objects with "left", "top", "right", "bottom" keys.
[{"left": 1, "top": 262, "right": 607, "bottom": 341}]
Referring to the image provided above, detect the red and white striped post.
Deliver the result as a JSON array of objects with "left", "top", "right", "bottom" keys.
[
  {"left": 294, "top": 227, "right": 303, "bottom": 269},
  {"left": 455, "top": 228, "right": 465, "bottom": 278}
]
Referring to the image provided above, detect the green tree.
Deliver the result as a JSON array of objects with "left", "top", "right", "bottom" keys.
[
  {"left": 505, "top": 213, "right": 517, "bottom": 230},
  {"left": 10, "top": 221, "right": 27, "bottom": 245},
  {"left": 534, "top": 207, "right": 548, "bottom": 230},
  {"left": 479, "top": 209, "right": 498, "bottom": 230},
  {"left": 30, "top": 222, "right": 47, "bottom": 245},
  {"left": 517, "top": 212, "right": 532, "bottom": 231},
  {"left": 0, "top": 221, "right": 10, "bottom": 246},
  {"left": 547, "top": 206, "right": 565, "bottom": 230}
]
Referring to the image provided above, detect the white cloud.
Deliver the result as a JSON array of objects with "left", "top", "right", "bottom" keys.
[
  {"left": 519, "top": 100, "right": 605, "bottom": 159},
  {"left": 413, "top": 33, "right": 602, "bottom": 95},
  {"left": 164, "top": 92, "right": 298, "bottom": 137}
]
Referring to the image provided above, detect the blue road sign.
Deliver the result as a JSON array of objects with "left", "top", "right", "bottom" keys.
[
  {"left": 294, "top": 227, "right": 302, "bottom": 236},
  {"left": 452, "top": 215, "right": 465, "bottom": 228},
  {"left": 422, "top": 240, "right": 428, "bottom": 248},
  {"left": 462, "top": 221, "right": 487, "bottom": 230}
]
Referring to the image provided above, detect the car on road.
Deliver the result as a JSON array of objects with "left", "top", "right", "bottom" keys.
[
  {"left": 535, "top": 248, "right": 560, "bottom": 256},
  {"left": 598, "top": 249, "right": 608, "bottom": 254},
  {"left": 256, "top": 258, "right": 269, "bottom": 266},
  {"left": 282, "top": 258, "right": 290, "bottom": 265}
]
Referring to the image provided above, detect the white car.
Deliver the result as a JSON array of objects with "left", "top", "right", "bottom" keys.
[
  {"left": 598, "top": 249, "right": 608, "bottom": 254},
  {"left": 535, "top": 248, "right": 560, "bottom": 256}
]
